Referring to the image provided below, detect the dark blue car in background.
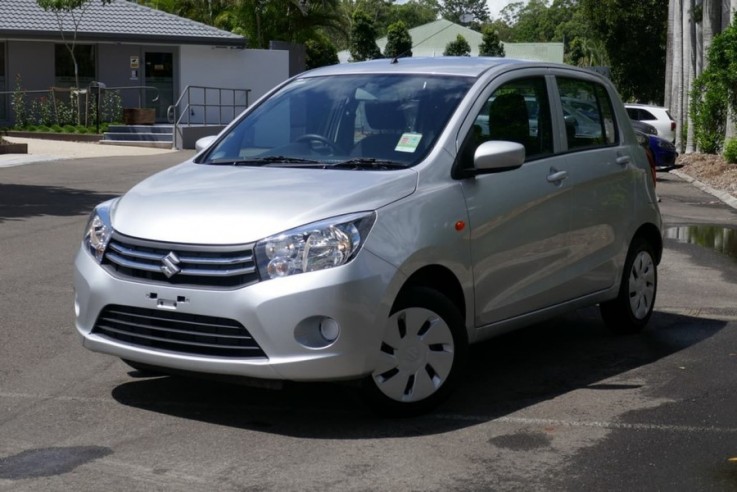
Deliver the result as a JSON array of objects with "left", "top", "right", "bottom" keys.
[
  {"left": 646, "top": 133, "right": 678, "bottom": 170},
  {"left": 632, "top": 120, "right": 678, "bottom": 171}
]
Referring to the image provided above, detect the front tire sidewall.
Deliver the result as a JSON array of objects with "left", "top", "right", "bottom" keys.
[{"left": 363, "top": 287, "right": 468, "bottom": 417}]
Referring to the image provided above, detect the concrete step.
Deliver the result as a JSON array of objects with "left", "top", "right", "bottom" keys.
[
  {"left": 101, "top": 124, "right": 173, "bottom": 148},
  {"left": 103, "top": 132, "right": 173, "bottom": 142},
  {"left": 106, "top": 124, "right": 174, "bottom": 134},
  {"left": 99, "top": 140, "right": 173, "bottom": 149}
]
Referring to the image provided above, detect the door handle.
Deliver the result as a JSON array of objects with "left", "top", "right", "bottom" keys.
[
  {"left": 547, "top": 169, "right": 568, "bottom": 183},
  {"left": 616, "top": 155, "right": 631, "bottom": 165}
]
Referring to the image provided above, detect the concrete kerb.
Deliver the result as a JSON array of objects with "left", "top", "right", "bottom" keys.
[{"left": 670, "top": 169, "right": 737, "bottom": 210}]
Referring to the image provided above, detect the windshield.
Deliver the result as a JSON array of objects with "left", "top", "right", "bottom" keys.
[{"left": 201, "top": 74, "right": 473, "bottom": 169}]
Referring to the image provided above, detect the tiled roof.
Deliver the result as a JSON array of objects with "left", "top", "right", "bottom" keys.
[{"left": 0, "top": 0, "right": 245, "bottom": 46}]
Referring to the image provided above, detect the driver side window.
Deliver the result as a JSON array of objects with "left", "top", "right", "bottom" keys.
[{"left": 467, "top": 77, "right": 552, "bottom": 164}]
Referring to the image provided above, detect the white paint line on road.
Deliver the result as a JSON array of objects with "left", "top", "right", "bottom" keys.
[{"left": 433, "top": 414, "right": 737, "bottom": 434}]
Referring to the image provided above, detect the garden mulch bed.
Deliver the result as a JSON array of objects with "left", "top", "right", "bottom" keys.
[{"left": 677, "top": 153, "right": 737, "bottom": 198}]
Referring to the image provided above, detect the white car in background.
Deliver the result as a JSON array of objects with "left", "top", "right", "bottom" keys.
[{"left": 625, "top": 103, "right": 676, "bottom": 143}]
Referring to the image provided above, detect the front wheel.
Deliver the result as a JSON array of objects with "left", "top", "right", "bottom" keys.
[
  {"left": 362, "top": 287, "right": 467, "bottom": 417},
  {"left": 600, "top": 238, "right": 657, "bottom": 334}
]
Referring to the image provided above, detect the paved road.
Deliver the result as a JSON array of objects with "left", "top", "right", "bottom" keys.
[{"left": 1, "top": 157, "right": 736, "bottom": 491}]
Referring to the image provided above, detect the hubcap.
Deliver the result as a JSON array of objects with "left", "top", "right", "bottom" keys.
[
  {"left": 628, "top": 250, "right": 656, "bottom": 319},
  {"left": 372, "top": 307, "right": 455, "bottom": 403}
]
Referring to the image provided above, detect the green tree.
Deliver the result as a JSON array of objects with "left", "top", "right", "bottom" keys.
[
  {"left": 690, "top": 15, "right": 737, "bottom": 153},
  {"left": 384, "top": 20, "right": 413, "bottom": 58},
  {"left": 440, "top": 0, "right": 489, "bottom": 26},
  {"left": 305, "top": 36, "right": 340, "bottom": 69},
  {"left": 479, "top": 26, "right": 505, "bottom": 56},
  {"left": 581, "top": 0, "right": 667, "bottom": 104},
  {"left": 443, "top": 34, "right": 471, "bottom": 56},
  {"left": 350, "top": 10, "right": 383, "bottom": 61},
  {"left": 388, "top": 1, "right": 439, "bottom": 30}
]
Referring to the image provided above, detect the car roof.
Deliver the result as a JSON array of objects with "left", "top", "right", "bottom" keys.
[{"left": 299, "top": 56, "right": 582, "bottom": 79}]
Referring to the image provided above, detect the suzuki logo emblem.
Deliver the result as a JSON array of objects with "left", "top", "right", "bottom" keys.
[{"left": 161, "top": 252, "right": 181, "bottom": 278}]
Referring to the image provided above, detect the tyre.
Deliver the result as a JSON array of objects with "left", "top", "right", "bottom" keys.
[
  {"left": 600, "top": 238, "right": 657, "bottom": 334},
  {"left": 363, "top": 287, "right": 468, "bottom": 417}
]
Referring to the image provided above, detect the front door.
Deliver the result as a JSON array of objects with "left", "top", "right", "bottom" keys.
[
  {"left": 460, "top": 75, "right": 575, "bottom": 326},
  {"left": 144, "top": 52, "right": 174, "bottom": 123}
]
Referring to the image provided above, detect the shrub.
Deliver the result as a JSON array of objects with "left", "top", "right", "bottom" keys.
[
  {"left": 690, "top": 72, "right": 726, "bottom": 154},
  {"left": 11, "top": 75, "right": 27, "bottom": 129},
  {"left": 723, "top": 138, "right": 737, "bottom": 163}
]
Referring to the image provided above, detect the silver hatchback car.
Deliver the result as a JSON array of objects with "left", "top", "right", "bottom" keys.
[{"left": 74, "top": 58, "right": 662, "bottom": 416}]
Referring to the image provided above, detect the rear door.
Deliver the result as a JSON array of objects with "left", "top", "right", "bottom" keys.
[{"left": 552, "top": 73, "right": 636, "bottom": 297}]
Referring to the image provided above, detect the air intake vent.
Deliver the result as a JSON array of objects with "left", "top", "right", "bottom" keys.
[{"left": 92, "top": 305, "right": 266, "bottom": 358}]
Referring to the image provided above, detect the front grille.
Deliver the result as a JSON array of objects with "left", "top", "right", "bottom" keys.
[
  {"left": 103, "top": 233, "right": 259, "bottom": 289},
  {"left": 92, "top": 305, "right": 266, "bottom": 358}
]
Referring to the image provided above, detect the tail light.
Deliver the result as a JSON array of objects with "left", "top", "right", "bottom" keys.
[{"left": 671, "top": 121, "right": 676, "bottom": 131}]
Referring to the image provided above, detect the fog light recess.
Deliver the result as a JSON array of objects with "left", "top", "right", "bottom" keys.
[{"left": 294, "top": 316, "right": 342, "bottom": 348}]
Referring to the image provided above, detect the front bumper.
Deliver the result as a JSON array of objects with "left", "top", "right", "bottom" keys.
[{"left": 74, "top": 246, "right": 399, "bottom": 382}]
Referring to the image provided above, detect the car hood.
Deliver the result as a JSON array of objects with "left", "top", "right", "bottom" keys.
[{"left": 112, "top": 162, "right": 417, "bottom": 244}]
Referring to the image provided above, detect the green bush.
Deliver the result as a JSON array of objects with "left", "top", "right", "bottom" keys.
[
  {"left": 62, "top": 124, "right": 76, "bottom": 133},
  {"left": 50, "top": 124, "right": 63, "bottom": 132},
  {"left": 723, "top": 138, "right": 737, "bottom": 163}
]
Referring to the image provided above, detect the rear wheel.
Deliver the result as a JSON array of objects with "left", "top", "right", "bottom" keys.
[
  {"left": 363, "top": 287, "right": 467, "bottom": 417},
  {"left": 600, "top": 238, "right": 657, "bottom": 334}
]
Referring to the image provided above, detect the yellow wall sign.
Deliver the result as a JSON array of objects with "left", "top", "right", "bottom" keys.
[{"left": 130, "top": 56, "right": 139, "bottom": 69}]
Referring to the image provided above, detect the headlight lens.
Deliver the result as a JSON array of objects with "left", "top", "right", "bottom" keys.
[
  {"left": 83, "top": 201, "right": 114, "bottom": 263},
  {"left": 255, "top": 212, "right": 376, "bottom": 280}
]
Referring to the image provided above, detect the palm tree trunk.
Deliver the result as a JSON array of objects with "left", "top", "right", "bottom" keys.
[
  {"left": 669, "top": 0, "right": 684, "bottom": 151},
  {"left": 684, "top": 0, "right": 696, "bottom": 152},
  {"left": 726, "top": 0, "right": 737, "bottom": 140},
  {"left": 664, "top": 0, "right": 675, "bottom": 111}
]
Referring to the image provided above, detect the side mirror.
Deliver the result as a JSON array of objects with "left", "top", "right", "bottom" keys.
[
  {"left": 195, "top": 135, "right": 217, "bottom": 153},
  {"left": 473, "top": 140, "right": 525, "bottom": 173}
]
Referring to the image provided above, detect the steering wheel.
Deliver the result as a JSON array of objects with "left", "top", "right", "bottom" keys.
[{"left": 295, "top": 134, "right": 340, "bottom": 155}]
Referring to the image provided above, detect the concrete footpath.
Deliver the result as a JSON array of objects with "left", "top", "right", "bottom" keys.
[{"left": 0, "top": 136, "right": 178, "bottom": 168}]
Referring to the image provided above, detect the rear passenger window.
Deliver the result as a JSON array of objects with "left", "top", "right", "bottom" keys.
[
  {"left": 557, "top": 77, "right": 617, "bottom": 150},
  {"left": 470, "top": 77, "right": 553, "bottom": 162}
]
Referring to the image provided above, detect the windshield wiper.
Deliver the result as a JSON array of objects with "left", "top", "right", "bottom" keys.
[
  {"left": 329, "top": 158, "right": 407, "bottom": 170},
  {"left": 208, "top": 156, "right": 321, "bottom": 166}
]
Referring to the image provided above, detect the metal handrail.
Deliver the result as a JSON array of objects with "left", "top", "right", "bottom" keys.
[
  {"left": 0, "top": 85, "right": 160, "bottom": 107},
  {"left": 170, "top": 85, "right": 251, "bottom": 129}
]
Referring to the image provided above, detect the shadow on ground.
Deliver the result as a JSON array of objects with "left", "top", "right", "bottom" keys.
[
  {"left": 111, "top": 308, "right": 726, "bottom": 439},
  {"left": 0, "top": 184, "right": 116, "bottom": 222}
]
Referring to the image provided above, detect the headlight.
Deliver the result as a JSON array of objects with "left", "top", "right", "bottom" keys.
[
  {"left": 255, "top": 212, "right": 376, "bottom": 280},
  {"left": 83, "top": 201, "right": 114, "bottom": 263}
]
